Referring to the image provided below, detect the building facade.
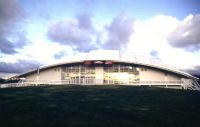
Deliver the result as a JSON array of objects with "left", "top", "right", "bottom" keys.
[{"left": 15, "top": 50, "right": 199, "bottom": 89}]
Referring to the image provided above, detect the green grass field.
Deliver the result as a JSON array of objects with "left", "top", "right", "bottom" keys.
[{"left": 0, "top": 85, "right": 200, "bottom": 127}]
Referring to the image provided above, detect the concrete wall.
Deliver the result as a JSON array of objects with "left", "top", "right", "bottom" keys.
[
  {"left": 25, "top": 67, "right": 61, "bottom": 82},
  {"left": 166, "top": 72, "right": 181, "bottom": 81},
  {"left": 139, "top": 68, "right": 181, "bottom": 81}
]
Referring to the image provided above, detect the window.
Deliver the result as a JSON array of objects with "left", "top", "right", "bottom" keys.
[{"left": 62, "top": 64, "right": 95, "bottom": 81}]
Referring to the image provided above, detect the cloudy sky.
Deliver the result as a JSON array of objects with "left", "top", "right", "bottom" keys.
[{"left": 0, "top": 0, "right": 200, "bottom": 78}]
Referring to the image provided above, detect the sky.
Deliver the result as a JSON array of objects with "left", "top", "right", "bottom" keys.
[{"left": 0, "top": 0, "right": 200, "bottom": 78}]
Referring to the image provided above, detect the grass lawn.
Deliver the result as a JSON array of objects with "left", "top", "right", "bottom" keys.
[{"left": 0, "top": 85, "right": 200, "bottom": 127}]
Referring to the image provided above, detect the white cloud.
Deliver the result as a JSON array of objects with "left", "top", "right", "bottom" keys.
[
  {"left": 102, "top": 14, "right": 134, "bottom": 49},
  {"left": 20, "top": 38, "right": 73, "bottom": 64},
  {"left": 1, "top": 14, "right": 200, "bottom": 76},
  {"left": 167, "top": 14, "right": 200, "bottom": 51},
  {"left": 127, "top": 14, "right": 200, "bottom": 70},
  {"left": 47, "top": 14, "right": 98, "bottom": 52}
]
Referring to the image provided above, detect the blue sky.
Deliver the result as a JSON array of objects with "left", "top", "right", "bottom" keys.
[
  {"left": 20, "top": 0, "right": 200, "bottom": 20},
  {"left": 0, "top": 0, "right": 200, "bottom": 78}
]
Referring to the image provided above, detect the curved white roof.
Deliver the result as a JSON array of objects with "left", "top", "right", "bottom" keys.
[{"left": 17, "top": 50, "right": 197, "bottom": 79}]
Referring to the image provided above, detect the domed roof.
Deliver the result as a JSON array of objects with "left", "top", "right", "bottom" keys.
[{"left": 16, "top": 50, "right": 197, "bottom": 79}]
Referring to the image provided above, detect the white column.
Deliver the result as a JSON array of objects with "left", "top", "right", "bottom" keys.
[{"left": 95, "top": 66, "right": 104, "bottom": 84}]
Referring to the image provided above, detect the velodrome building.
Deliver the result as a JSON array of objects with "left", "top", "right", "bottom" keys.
[{"left": 15, "top": 50, "right": 199, "bottom": 89}]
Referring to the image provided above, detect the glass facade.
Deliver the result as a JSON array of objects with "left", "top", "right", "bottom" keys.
[
  {"left": 104, "top": 64, "right": 140, "bottom": 84},
  {"left": 62, "top": 64, "right": 95, "bottom": 84},
  {"left": 61, "top": 63, "right": 140, "bottom": 84}
]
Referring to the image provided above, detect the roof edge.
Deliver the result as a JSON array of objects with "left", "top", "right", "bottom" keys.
[{"left": 14, "top": 60, "right": 198, "bottom": 80}]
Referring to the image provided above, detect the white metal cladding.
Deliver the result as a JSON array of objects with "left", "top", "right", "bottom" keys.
[{"left": 15, "top": 50, "right": 197, "bottom": 79}]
